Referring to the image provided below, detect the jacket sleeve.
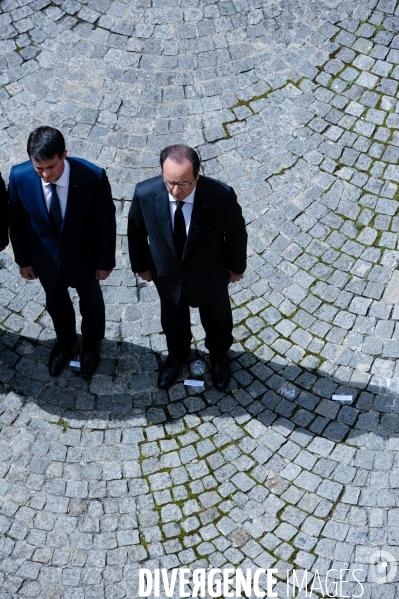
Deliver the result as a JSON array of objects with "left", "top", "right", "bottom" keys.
[
  {"left": 223, "top": 187, "right": 247, "bottom": 275},
  {"left": 127, "top": 185, "right": 152, "bottom": 273},
  {"left": 95, "top": 169, "right": 116, "bottom": 271},
  {"left": 0, "top": 173, "right": 8, "bottom": 248},
  {"left": 9, "top": 167, "right": 32, "bottom": 267}
]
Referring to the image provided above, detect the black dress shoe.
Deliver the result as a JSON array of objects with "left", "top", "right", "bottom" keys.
[
  {"left": 49, "top": 338, "right": 76, "bottom": 376},
  {"left": 211, "top": 355, "right": 231, "bottom": 391},
  {"left": 81, "top": 340, "right": 100, "bottom": 379},
  {"left": 158, "top": 355, "right": 183, "bottom": 389}
]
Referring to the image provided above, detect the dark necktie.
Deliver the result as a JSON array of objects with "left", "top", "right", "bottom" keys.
[
  {"left": 49, "top": 183, "right": 62, "bottom": 234},
  {"left": 174, "top": 201, "right": 186, "bottom": 259}
]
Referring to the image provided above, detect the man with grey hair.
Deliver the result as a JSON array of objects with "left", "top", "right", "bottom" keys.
[{"left": 128, "top": 145, "right": 247, "bottom": 391}]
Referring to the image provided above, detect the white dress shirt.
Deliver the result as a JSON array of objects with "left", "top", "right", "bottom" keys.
[
  {"left": 41, "top": 158, "right": 70, "bottom": 218},
  {"left": 168, "top": 187, "right": 196, "bottom": 235}
]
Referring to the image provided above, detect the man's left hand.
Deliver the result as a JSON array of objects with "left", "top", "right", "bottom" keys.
[
  {"left": 96, "top": 269, "right": 112, "bottom": 280},
  {"left": 229, "top": 272, "right": 244, "bottom": 283}
]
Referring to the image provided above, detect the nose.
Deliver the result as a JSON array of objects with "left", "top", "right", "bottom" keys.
[{"left": 171, "top": 185, "right": 182, "bottom": 195}]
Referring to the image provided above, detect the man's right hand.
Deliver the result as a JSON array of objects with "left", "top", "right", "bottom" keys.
[
  {"left": 20, "top": 265, "right": 37, "bottom": 280},
  {"left": 229, "top": 272, "right": 244, "bottom": 283},
  {"left": 138, "top": 270, "right": 152, "bottom": 282}
]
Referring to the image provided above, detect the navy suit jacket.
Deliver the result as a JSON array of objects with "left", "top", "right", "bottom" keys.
[
  {"left": 9, "top": 157, "right": 116, "bottom": 287},
  {"left": 128, "top": 174, "right": 247, "bottom": 306},
  {"left": 0, "top": 173, "right": 8, "bottom": 248}
]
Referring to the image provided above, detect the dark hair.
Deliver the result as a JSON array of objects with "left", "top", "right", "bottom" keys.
[
  {"left": 27, "top": 126, "right": 66, "bottom": 161},
  {"left": 160, "top": 145, "right": 200, "bottom": 177}
]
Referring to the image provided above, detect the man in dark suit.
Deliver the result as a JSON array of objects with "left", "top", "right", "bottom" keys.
[
  {"left": 0, "top": 174, "right": 8, "bottom": 251},
  {"left": 128, "top": 145, "right": 247, "bottom": 391},
  {"left": 9, "top": 126, "right": 116, "bottom": 377}
]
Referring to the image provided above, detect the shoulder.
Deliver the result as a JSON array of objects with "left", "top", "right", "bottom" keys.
[
  {"left": 197, "top": 175, "right": 235, "bottom": 197},
  {"left": 135, "top": 175, "right": 163, "bottom": 196},
  {"left": 10, "top": 160, "right": 34, "bottom": 180},
  {"left": 68, "top": 157, "right": 103, "bottom": 177}
]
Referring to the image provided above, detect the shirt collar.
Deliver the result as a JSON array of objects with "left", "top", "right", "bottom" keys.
[
  {"left": 42, "top": 158, "right": 70, "bottom": 187},
  {"left": 168, "top": 186, "right": 196, "bottom": 204}
]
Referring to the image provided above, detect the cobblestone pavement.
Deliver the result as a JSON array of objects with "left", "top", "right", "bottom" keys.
[{"left": 2, "top": 0, "right": 399, "bottom": 597}]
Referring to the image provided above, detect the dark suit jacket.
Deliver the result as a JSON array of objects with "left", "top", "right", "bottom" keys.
[
  {"left": 128, "top": 174, "right": 247, "bottom": 306},
  {"left": 0, "top": 173, "right": 8, "bottom": 248},
  {"left": 9, "top": 157, "right": 116, "bottom": 287}
]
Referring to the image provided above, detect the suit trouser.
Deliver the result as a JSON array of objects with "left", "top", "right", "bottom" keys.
[
  {"left": 160, "top": 287, "right": 233, "bottom": 359},
  {"left": 41, "top": 273, "right": 105, "bottom": 344}
]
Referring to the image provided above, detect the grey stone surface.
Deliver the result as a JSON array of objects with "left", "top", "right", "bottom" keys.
[{"left": 1, "top": 0, "right": 399, "bottom": 597}]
